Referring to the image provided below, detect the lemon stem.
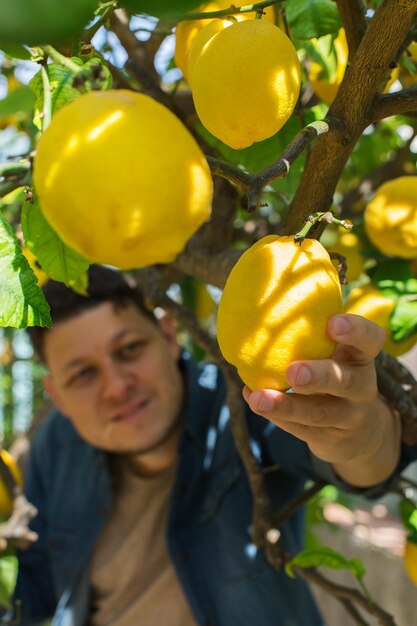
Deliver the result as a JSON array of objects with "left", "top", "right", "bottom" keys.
[
  {"left": 294, "top": 212, "right": 352, "bottom": 243},
  {"left": 40, "top": 46, "right": 81, "bottom": 74}
]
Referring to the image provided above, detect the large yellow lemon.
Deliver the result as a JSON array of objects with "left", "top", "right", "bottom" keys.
[
  {"left": 345, "top": 284, "right": 417, "bottom": 356},
  {"left": 174, "top": 0, "right": 276, "bottom": 81},
  {"left": 33, "top": 90, "right": 213, "bottom": 270},
  {"left": 404, "top": 540, "right": 417, "bottom": 586},
  {"left": 364, "top": 176, "right": 417, "bottom": 260},
  {"left": 309, "top": 28, "right": 348, "bottom": 105},
  {"left": 217, "top": 236, "right": 344, "bottom": 391},
  {"left": 192, "top": 20, "right": 301, "bottom": 149},
  {"left": 0, "top": 449, "right": 22, "bottom": 518}
]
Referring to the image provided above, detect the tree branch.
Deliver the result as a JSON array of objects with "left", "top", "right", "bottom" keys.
[{"left": 372, "top": 86, "right": 417, "bottom": 121}]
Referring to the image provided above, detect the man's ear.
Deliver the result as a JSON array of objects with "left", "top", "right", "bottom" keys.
[
  {"left": 158, "top": 314, "right": 181, "bottom": 360},
  {"left": 43, "top": 375, "right": 66, "bottom": 415}
]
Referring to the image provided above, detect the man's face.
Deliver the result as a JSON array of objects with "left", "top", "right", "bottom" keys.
[{"left": 43, "top": 302, "right": 184, "bottom": 457}]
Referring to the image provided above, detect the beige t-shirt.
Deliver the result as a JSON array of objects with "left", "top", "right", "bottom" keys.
[{"left": 89, "top": 456, "right": 197, "bottom": 626}]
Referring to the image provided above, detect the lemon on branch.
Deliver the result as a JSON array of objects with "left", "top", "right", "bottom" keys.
[
  {"left": 33, "top": 90, "right": 213, "bottom": 270},
  {"left": 191, "top": 19, "right": 301, "bottom": 150},
  {"left": 364, "top": 176, "right": 417, "bottom": 260},
  {"left": 217, "top": 236, "right": 344, "bottom": 391}
]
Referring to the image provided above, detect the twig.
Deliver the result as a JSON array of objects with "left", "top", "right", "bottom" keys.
[
  {"left": 207, "top": 121, "right": 329, "bottom": 211},
  {"left": 294, "top": 567, "right": 397, "bottom": 626}
]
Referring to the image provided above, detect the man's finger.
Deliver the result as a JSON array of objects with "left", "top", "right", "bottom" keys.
[
  {"left": 285, "top": 359, "right": 376, "bottom": 400},
  {"left": 243, "top": 387, "right": 355, "bottom": 429},
  {"left": 327, "top": 313, "right": 386, "bottom": 363}
]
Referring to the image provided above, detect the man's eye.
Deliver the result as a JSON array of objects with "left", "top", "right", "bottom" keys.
[
  {"left": 69, "top": 367, "right": 95, "bottom": 385},
  {"left": 120, "top": 341, "right": 145, "bottom": 357}
]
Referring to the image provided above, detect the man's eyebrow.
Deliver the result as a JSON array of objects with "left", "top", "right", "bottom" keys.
[{"left": 61, "top": 327, "right": 143, "bottom": 373}]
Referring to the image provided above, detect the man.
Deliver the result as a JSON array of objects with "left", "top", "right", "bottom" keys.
[{"left": 15, "top": 264, "right": 407, "bottom": 626}]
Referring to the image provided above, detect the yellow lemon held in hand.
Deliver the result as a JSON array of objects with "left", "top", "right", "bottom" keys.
[
  {"left": 403, "top": 540, "right": 417, "bottom": 586},
  {"left": 0, "top": 449, "right": 22, "bottom": 518},
  {"left": 364, "top": 176, "right": 417, "bottom": 260},
  {"left": 217, "top": 236, "right": 344, "bottom": 391},
  {"left": 309, "top": 28, "right": 348, "bottom": 105},
  {"left": 192, "top": 20, "right": 301, "bottom": 149},
  {"left": 174, "top": 0, "right": 276, "bottom": 81},
  {"left": 33, "top": 90, "right": 213, "bottom": 270},
  {"left": 345, "top": 284, "right": 417, "bottom": 356},
  {"left": 327, "top": 227, "right": 365, "bottom": 283}
]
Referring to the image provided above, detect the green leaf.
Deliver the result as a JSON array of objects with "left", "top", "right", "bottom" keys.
[
  {"left": 21, "top": 200, "right": 90, "bottom": 285},
  {"left": 29, "top": 57, "right": 112, "bottom": 130},
  {"left": 285, "top": 546, "right": 366, "bottom": 582},
  {"left": 285, "top": 0, "right": 342, "bottom": 39},
  {"left": 0, "top": 214, "right": 51, "bottom": 328},
  {"left": 0, "top": 86, "right": 35, "bottom": 118},
  {"left": 0, "top": 552, "right": 18, "bottom": 609},
  {"left": 390, "top": 299, "right": 417, "bottom": 342}
]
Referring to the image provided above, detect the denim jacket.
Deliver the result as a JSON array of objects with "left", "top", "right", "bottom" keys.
[{"left": 14, "top": 355, "right": 409, "bottom": 626}]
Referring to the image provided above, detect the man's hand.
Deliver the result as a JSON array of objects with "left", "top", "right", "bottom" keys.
[{"left": 243, "top": 313, "right": 401, "bottom": 487}]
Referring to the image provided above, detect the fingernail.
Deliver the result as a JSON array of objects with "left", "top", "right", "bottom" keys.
[
  {"left": 295, "top": 365, "right": 312, "bottom": 386},
  {"left": 333, "top": 315, "right": 351, "bottom": 336},
  {"left": 257, "top": 394, "right": 274, "bottom": 412}
]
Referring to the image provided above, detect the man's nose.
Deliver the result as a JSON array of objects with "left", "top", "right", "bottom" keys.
[{"left": 100, "top": 361, "right": 133, "bottom": 402}]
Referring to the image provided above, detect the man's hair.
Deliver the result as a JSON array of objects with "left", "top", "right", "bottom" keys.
[{"left": 27, "top": 265, "right": 156, "bottom": 361}]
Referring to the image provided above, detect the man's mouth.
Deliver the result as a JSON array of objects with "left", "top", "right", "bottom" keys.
[{"left": 112, "top": 397, "right": 151, "bottom": 423}]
